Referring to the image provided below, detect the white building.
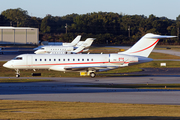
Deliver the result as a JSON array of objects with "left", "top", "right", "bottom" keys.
[{"left": 0, "top": 27, "right": 39, "bottom": 45}]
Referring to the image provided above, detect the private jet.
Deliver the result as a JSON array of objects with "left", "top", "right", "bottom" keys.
[
  {"left": 34, "top": 38, "right": 95, "bottom": 54},
  {"left": 33, "top": 35, "right": 81, "bottom": 50},
  {"left": 3, "top": 33, "right": 176, "bottom": 78}
]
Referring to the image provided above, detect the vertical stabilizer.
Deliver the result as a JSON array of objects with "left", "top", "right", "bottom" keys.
[
  {"left": 63, "top": 35, "right": 81, "bottom": 46},
  {"left": 70, "top": 35, "right": 81, "bottom": 46},
  {"left": 73, "top": 38, "right": 95, "bottom": 53},
  {"left": 118, "top": 33, "right": 176, "bottom": 57}
]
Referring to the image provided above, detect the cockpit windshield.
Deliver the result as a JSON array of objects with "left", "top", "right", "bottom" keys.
[
  {"left": 40, "top": 48, "right": 45, "bottom": 50},
  {"left": 13, "top": 57, "right": 23, "bottom": 60}
]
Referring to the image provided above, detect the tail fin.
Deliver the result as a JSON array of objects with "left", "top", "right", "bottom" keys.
[
  {"left": 72, "top": 38, "right": 95, "bottom": 53},
  {"left": 118, "top": 33, "right": 176, "bottom": 57},
  {"left": 63, "top": 35, "right": 81, "bottom": 46},
  {"left": 70, "top": 35, "right": 81, "bottom": 46}
]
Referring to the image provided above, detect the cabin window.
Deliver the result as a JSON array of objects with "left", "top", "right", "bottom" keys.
[
  {"left": 49, "top": 59, "right": 51, "bottom": 61},
  {"left": 91, "top": 59, "right": 93, "bottom": 61},
  {"left": 63, "top": 59, "right": 65, "bottom": 61},
  {"left": 78, "top": 59, "right": 80, "bottom": 61},
  {"left": 87, "top": 59, "right": 89, "bottom": 61},
  {"left": 40, "top": 59, "right": 42, "bottom": 61},
  {"left": 40, "top": 48, "right": 44, "bottom": 50},
  {"left": 58, "top": 59, "right": 60, "bottom": 61},
  {"left": 35, "top": 59, "right": 37, "bottom": 61},
  {"left": 44, "top": 59, "right": 46, "bottom": 61},
  {"left": 54, "top": 59, "right": 56, "bottom": 61},
  {"left": 14, "top": 57, "right": 23, "bottom": 60},
  {"left": 68, "top": 59, "right": 70, "bottom": 61},
  {"left": 73, "top": 59, "right": 75, "bottom": 61},
  {"left": 82, "top": 59, "right": 84, "bottom": 61}
]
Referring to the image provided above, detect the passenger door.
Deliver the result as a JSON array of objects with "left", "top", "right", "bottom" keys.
[{"left": 27, "top": 55, "right": 32, "bottom": 68}]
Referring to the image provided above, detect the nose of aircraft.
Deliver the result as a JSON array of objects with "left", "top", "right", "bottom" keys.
[
  {"left": 3, "top": 61, "right": 12, "bottom": 68},
  {"left": 34, "top": 50, "right": 44, "bottom": 54},
  {"left": 34, "top": 50, "right": 40, "bottom": 54}
]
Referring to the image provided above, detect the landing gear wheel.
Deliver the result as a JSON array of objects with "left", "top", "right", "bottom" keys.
[
  {"left": 16, "top": 74, "right": 20, "bottom": 78},
  {"left": 15, "top": 69, "right": 20, "bottom": 78},
  {"left": 90, "top": 72, "right": 96, "bottom": 78}
]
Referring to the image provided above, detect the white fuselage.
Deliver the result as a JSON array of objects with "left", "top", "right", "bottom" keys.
[
  {"left": 34, "top": 46, "right": 75, "bottom": 54},
  {"left": 3, "top": 54, "right": 148, "bottom": 72}
]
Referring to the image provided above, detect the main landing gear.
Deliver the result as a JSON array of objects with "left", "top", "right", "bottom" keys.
[
  {"left": 90, "top": 72, "right": 96, "bottom": 78},
  {"left": 15, "top": 69, "right": 20, "bottom": 78}
]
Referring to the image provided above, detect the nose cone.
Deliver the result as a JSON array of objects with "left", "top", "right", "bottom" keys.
[
  {"left": 34, "top": 50, "right": 42, "bottom": 54},
  {"left": 3, "top": 61, "right": 12, "bottom": 68}
]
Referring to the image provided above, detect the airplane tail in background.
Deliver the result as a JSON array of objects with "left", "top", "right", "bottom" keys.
[
  {"left": 63, "top": 35, "right": 81, "bottom": 46},
  {"left": 70, "top": 35, "right": 82, "bottom": 46},
  {"left": 72, "top": 38, "right": 95, "bottom": 53},
  {"left": 118, "top": 33, "right": 176, "bottom": 57}
]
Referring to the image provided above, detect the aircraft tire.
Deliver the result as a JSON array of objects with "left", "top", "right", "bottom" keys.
[
  {"left": 16, "top": 74, "right": 20, "bottom": 78},
  {"left": 90, "top": 72, "right": 96, "bottom": 78}
]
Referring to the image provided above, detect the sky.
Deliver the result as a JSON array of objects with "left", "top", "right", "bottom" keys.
[{"left": 0, "top": 0, "right": 179, "bottom": 20}]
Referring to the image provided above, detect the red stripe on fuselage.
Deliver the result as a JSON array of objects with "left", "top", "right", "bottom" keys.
[{"left": 130, "top": 39, "right": 159, "bottom": 53}]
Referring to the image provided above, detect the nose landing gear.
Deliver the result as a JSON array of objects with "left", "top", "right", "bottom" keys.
[{"left": 15, "top": 69, "right": 20, "bottom": 78}]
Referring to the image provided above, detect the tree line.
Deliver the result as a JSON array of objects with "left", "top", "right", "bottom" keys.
[{"left": 0, "top": 8, "right": 180, "bottom": 45}]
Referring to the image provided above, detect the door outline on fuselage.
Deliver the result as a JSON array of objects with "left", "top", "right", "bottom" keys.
[{"left": 27, "top": 55, "right": 32, "bottom": 67}]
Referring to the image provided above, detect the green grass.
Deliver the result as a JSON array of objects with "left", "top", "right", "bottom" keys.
[
  {"left": 149, "top": 52, "right": 180, "bottom": 59},
  {"left": 0, "top": 100, "right": 180, "bottom": 119},
  {"left": 0, "top": 78, "right": 51, "bottom": 83}
]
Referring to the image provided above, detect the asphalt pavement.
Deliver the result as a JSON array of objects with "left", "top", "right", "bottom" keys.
[{"left": 0, "top": 76, "right": 180, "bottom": 104}]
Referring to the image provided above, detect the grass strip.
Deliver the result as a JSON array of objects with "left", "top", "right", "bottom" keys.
[
  {"left": 0, "top": 100, "right": 180, "bottom": 119},
  {"left": 0, "top": 78, "right": 51, "bottom": 83}
]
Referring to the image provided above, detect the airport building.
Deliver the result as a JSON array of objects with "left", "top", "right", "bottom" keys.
[{"left": 0, "top": 27, "right": 39, "bottom": 45}]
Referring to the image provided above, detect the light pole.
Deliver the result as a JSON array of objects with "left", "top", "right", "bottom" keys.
[
  {"left": 128, "top": 26, "right": 130, "bottom": 38},
  {"left": 65, "top": 23, "right": 68, "bottom": 34}
]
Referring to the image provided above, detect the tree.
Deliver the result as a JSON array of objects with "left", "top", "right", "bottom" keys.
[
  {"left": 1, "top": 8, "right": 30, "bottom": 27},
  {"left": 0, "top": 14, "right": 10, "bottom": 26},
  {"left": 40, "top": 14, "right": 53, "bottom": 33}
]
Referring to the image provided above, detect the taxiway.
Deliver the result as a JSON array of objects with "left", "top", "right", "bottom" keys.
[{"left": 0, "top": 76, "right": 180, "bottom": 105}]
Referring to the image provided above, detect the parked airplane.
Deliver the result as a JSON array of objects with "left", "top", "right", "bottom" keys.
[
  {"left": 34, "top": 38, "right": 95, "bottom": 54},
  {"left": 75, "top": 41, "right": 90, "bottom": 52},
  {"left": 33, "top": 35, "right": 81, "bottom": 50},
  {"left": 3, "top": 33, "right": 176, "bottom": 78}
]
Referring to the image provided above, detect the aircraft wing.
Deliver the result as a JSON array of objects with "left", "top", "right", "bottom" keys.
[
  {"left": 65, "top": 66, "right": 108, "bottom": 71},
  {"left": 49, "top": 65, "right": 118, "bottom": 72}
]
